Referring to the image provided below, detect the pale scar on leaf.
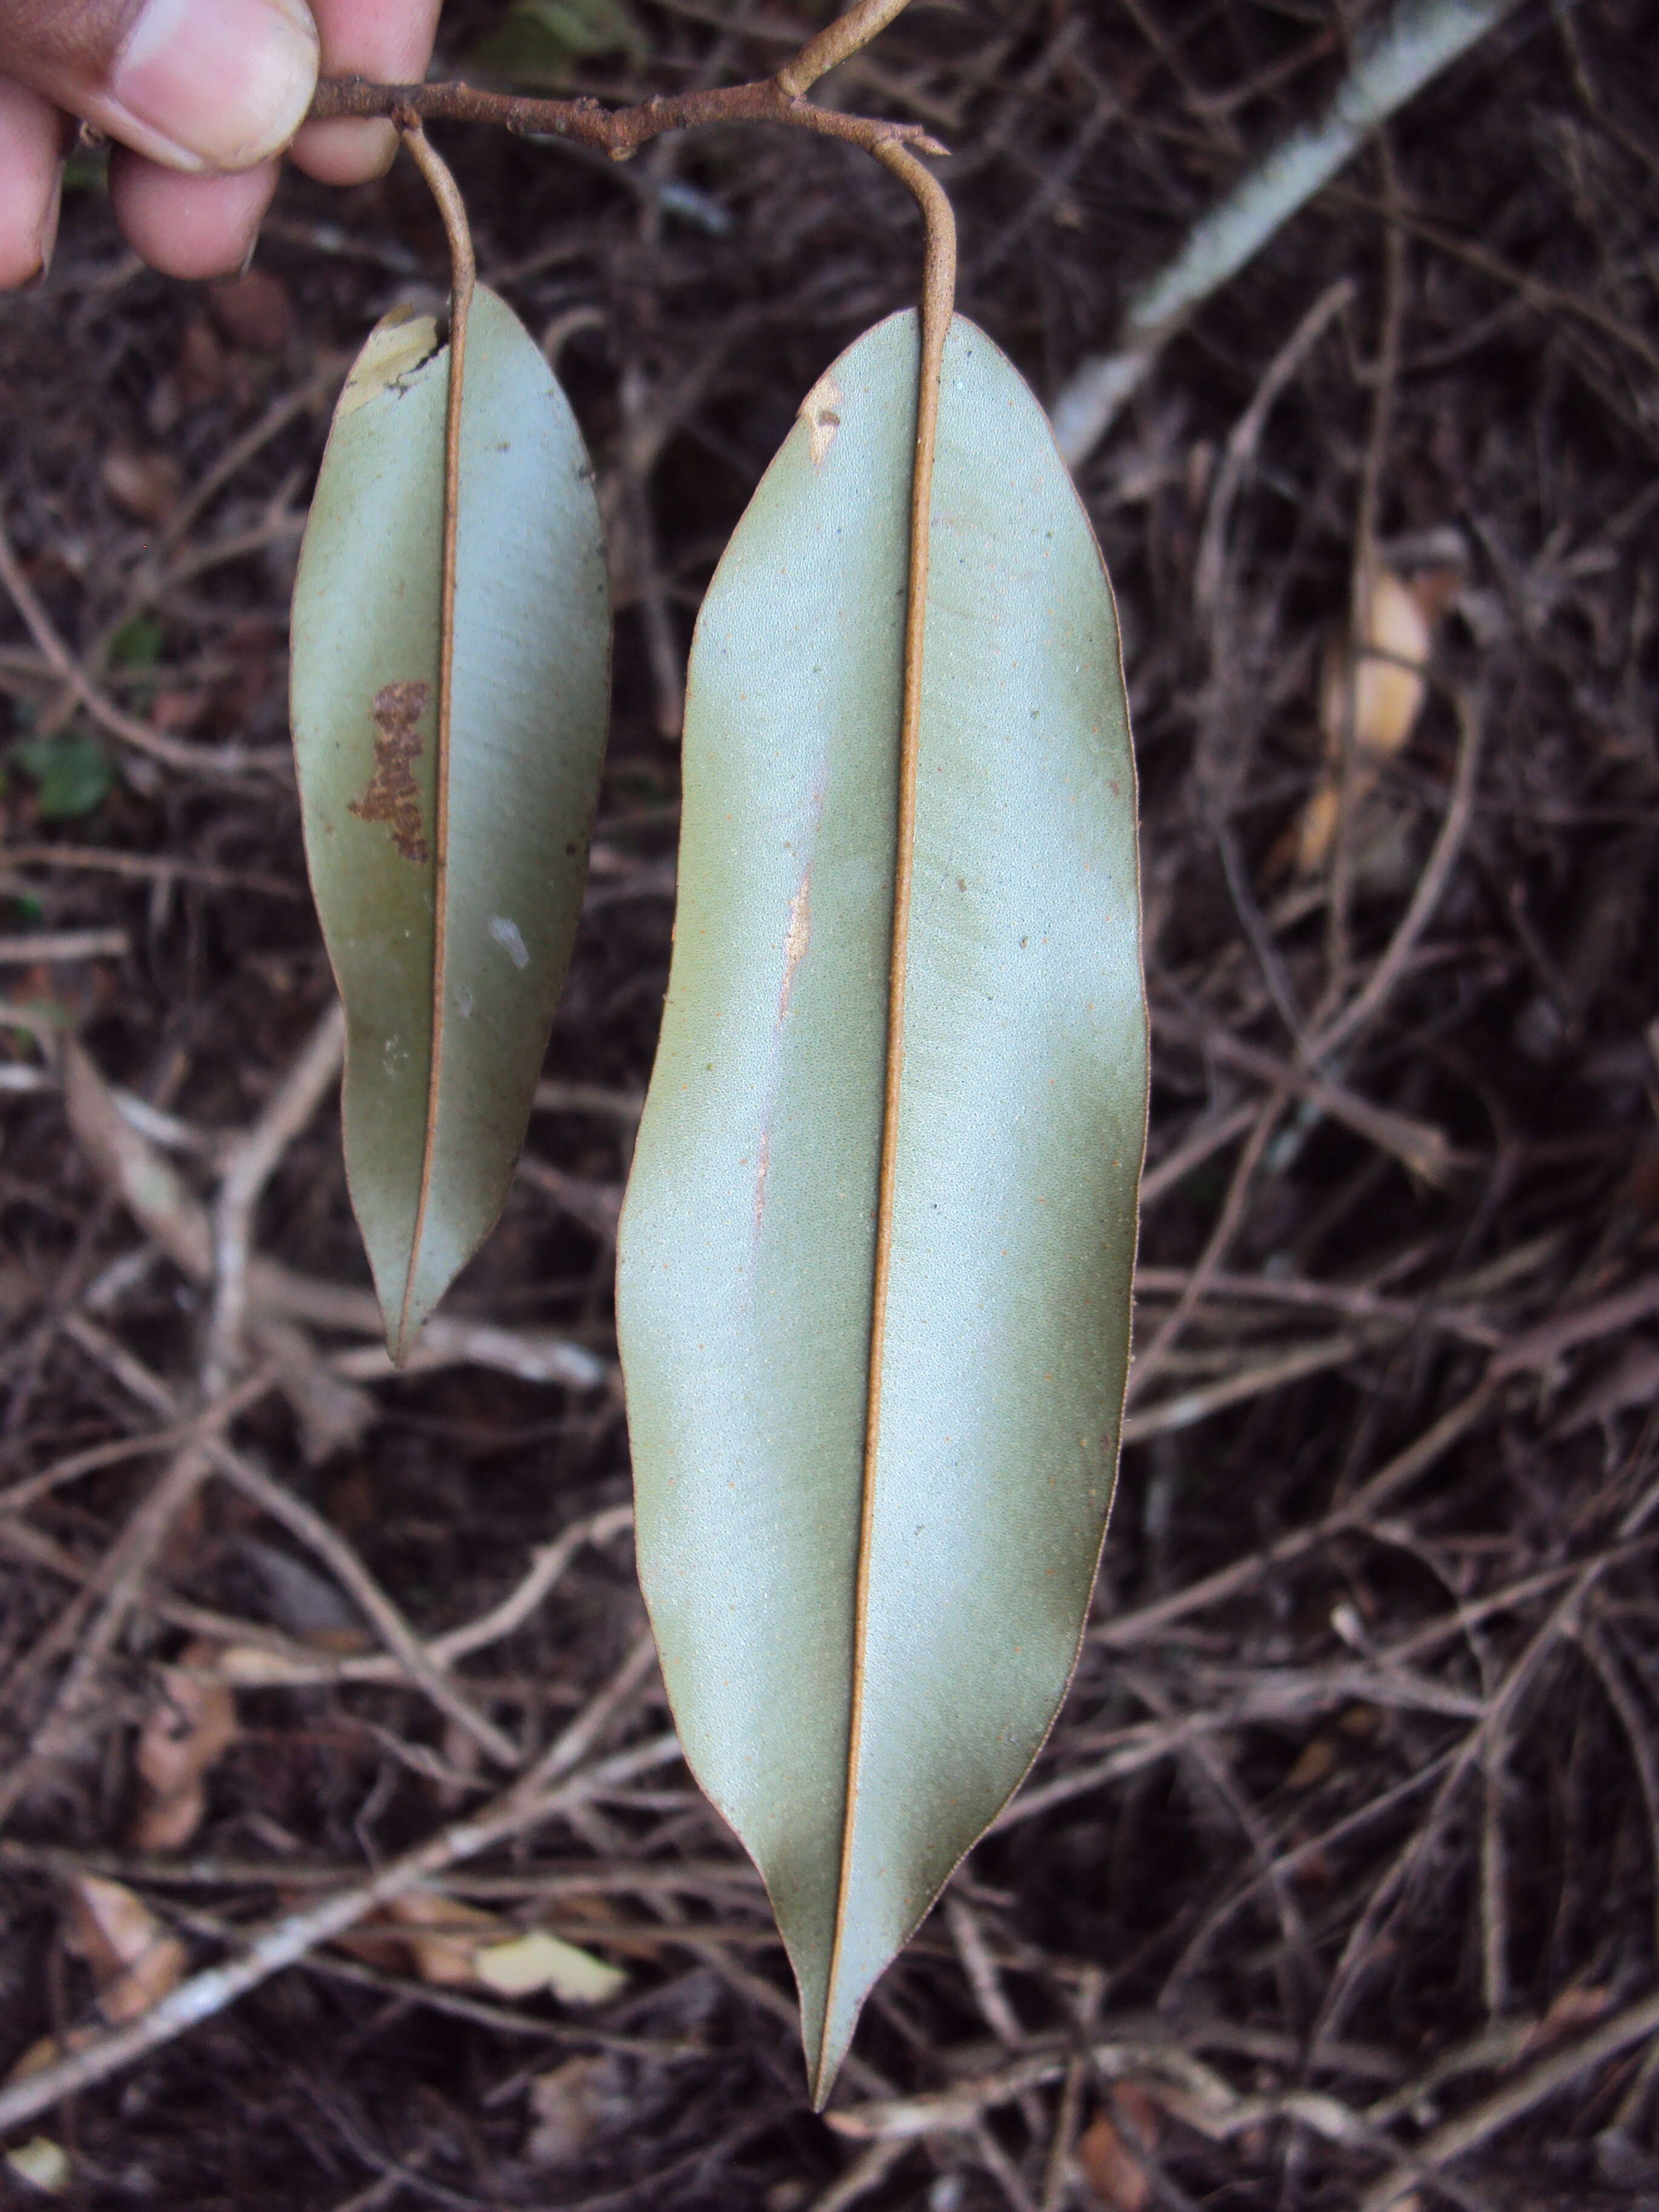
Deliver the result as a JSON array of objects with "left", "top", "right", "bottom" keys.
[{"left": 800, "top": 373, "right": 842, "bottom": 469}]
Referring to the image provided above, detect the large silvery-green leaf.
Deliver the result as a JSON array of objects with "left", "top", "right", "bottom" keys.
[
  {"left": 616, "top": 310, "right": 1147, "bottom": 2100},
  {"left": 291, "top": 287, "right": 609, "bottom": 1361}
]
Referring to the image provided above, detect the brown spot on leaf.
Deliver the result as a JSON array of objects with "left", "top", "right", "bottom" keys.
[{"left": 350, "top": 681, "right": 431, "bottom": 862}]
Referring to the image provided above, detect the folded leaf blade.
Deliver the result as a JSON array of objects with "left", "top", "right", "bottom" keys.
[
  {"left": 617, "top": 310, "right": 1146, "bottom": 2097},
  {"left": 292, "top": 288, "right": 610, "bottom": 1357}
]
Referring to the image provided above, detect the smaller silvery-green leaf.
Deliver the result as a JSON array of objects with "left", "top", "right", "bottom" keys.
[{"left": 291, "top": 288, "right": 610, "bottom": 1361}]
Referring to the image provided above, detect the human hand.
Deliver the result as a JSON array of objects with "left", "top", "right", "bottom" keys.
[{"left": 0, "top": 0, "right": 443, "bottom": 286}]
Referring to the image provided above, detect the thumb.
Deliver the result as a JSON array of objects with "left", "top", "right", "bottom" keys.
[{"left": 0, "top": 0, "right": 319, "bottom": 173}]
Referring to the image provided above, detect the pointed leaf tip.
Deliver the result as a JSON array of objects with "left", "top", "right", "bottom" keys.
[
  {"left": 292, "top": 287, "right": 612, "bottom": 1356},
  {"left": 618, "top": 310, "right": 1147, "bottom": 2091}
]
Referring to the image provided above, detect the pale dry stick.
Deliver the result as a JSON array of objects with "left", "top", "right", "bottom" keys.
[
  {"left": 2, "top": 842, "right": 301, "bottom": 900},
  {"left": 1132, "top": 1262, "right": 1503, "bottom": 1349},
  {"left": 1124, "top": 1330, "right": 1368, "bottom": 1442},
  {"left": 616, "top": 364, "right": 688, "bottom": 739},
  {"left": 327, "top": 1315, "right": 606, "bottom": 1389},
  {"left": 1355, "top": 1982, "right": 1659, "bottom": 2212},
  {"left": 253, "top": 1313, "right": 373, "bottom": 1463},
  {"left": 1125, "top": 1088, "right": 1286, "bottom": 1402},
  {"left": 212, "top": 1501, "right": 635, "bottom": 1688},
  {"left": 1099, "top": 1376, "right": 1499, "bottom": 1649},
  {"left": 1329, "top": 183, "right": 1659, "bottom": 386},
  {"left": 1365, "top": 2016, "right": 1540, "bottom": 2132},
  {"left": 972, "top": 2116, "right": 1041, "bottom": 2212},
  {"left": 947, "top": 1897, "right": 1025, "bottom": 2047},
  {"left": 61, "top": 1026, "right": 592, "bottom": 1407},
  {"left": 1048, "top": 0, "right": 1523, "bottom": 466},
  {"left": 153, "top": 356, "right": 349, "bottom": 563},
  {"left": 1161, "top": 1509, "right": 1659, "bottom": 2005},
  {"left": 1478, "top": 1754, "right": 1509, "bottom": 2020},
  {"left": 63, "top": 1036, "right": 210, "bottom": 1279},
  {"left": 827, "top": 2037, "right": 1437, "bottom": 2200},
  {"left": 206, "top": 1000, "right": 347, "bottom": 1391},
  {"left": 0, "top": 1371, "right": 277, "bottom": 1743},
  {"left": 1139, "top": 1099, "right": 1259, "bottom": 1208},
  {"left": 514, "top": 1150, "right": 623, "bottom": 1238},
  {"left": 0, "top": 1704, "right": 677, "bottom": 2138},
  {"left": 127, "top": 1590, "right": 374, "bottom": 1677},
  {"left": 1302, "top": 1505, "right": 1659, "bottom": 2006},
  {"left": 212, "top": 1447, "right": 520, "bottom": 1769},
  {"left": 1490, "top": 1272, "right": 1659, "bottom": 1379},
  {"left": 829, "top": 2049, "right": 1071, "bottom": 2139},
  {"left": 71, "top": 359, "right": 351, "bottom": 706},
  {"left": 1192, "top": 277, "right": 1356, "bottom": 626},
  {"left": 1130, "top": 1667, "right": 1321, "bottom": 2027},
  {"left": 0, "top": 928, "right": 129, "bottom": 964},
  {"left": 0, "top": 1367, "right": 278, "bottom": 1521},
  {"left": 808, "top": 2140, "right": 913, "bottom": 2212},
  {"left": 532, "top": 1078, "right": 644, "bottom": 1122},
  {"left": 1037, "top": 2050, "right": 1087, "bottom": 2212},
  {"left": 1552, "top": 0, "right": 1659, "bottom": 189},
  {"left": 0, "top": 1446, "right": 213, "bottom": 1832},
  {"left": 1572, "top": 1620, "right": 1659, "bottom": 1956},
  {"left": 1322, "top": 131, "right": 1409, "bottom": 1021},
  {"left": 1384, "top": 1553, "right": 1632, "bottom": 1672},
  {"left": 0, "top": 514, "right": 276, "bottom": 781},
  {"left": 65, "top": 1316, "right": 520, "bottom": 1769},
  {"left": 7, "top": 1070, "right": 223, "bottom": 1162},
  {"left": 62, "top": 1037, "right": 371, "bottom": 1444},
  {"left": 153, "top": 511, "right": 307, "bottom": 600},
  {"left": 306, "top": 1950, "right": 694, "bottom": 2058},
  {"left": 999, "top": 1663, "right": 1477, "bottom": 1840},
  {"left": 1312, "top": 687, "right": 1486, "bottom": 1059},
  {"left": 1215, "top": 811, "right": 1310, "bottom": 1052},
  {"left": 326, "top": 2132, "right": 442, "bottom": 2212},
  {"left": 1608, "top": 2028, "right": 1659, "bottom": 2150},
  {"left": 1, "top": 1838, "right": 759, "bottom": 1902},
  {"left": 1068, "top": 1656, "right": 1473, "bottom": 1766},
  {"left": 1156, "top": 1006, "right": 1457, "bottom": 1183},
  {"left": 1009, "top": 1706, "right": 1430, "bottom": 1856},
  {"left": 1310, "top": 1512, "right": 1654, "bottom": 2060},
  {"left": 247, "top": 1259, "right": 608, "bottom": 1388},
  {"left": 946, "top": 1895, "right": 1048, "bottom": 2167}
]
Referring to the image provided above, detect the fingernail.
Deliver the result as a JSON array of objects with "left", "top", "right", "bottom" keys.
[
  {"left": 29, "top": 166, "right": 62, "bottom": 286},
  {"left": 110, "top": 0, "right": 319, "bottom": 173}
]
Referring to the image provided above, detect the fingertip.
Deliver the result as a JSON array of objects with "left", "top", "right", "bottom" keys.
[
  {"left": 108, "top": 150, "right": 280, "bottom": 280},
  {"left": 290, "top": 0, "right": 442, "bottom": 183},
  {"left": 0, "top": 77, "right": 67, "bottom": 287},
  {"left": 288, "top": 112, "right": 398, "bottom": 186}
]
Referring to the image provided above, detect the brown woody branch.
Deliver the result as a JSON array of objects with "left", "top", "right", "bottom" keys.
[
  {"left": 307, "top": 0, "right": 943, "bottom": 166},
  {"left": 308, "top": 72, "right": 947, "bottom": 164}
]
